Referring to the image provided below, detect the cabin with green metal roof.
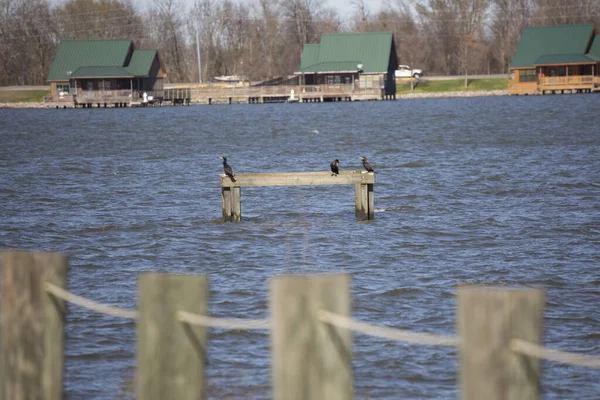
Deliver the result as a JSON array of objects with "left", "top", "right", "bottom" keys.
[
  {"left": 47, "top": 40, "right": 166, "bottom": 107},
  {"left": 509, "top": 24, "right": 600, "bottom": 95},
  {"left": 295, "top": 32, "right": 398, "bottom": 99}
]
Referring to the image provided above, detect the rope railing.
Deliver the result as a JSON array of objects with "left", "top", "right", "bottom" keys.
[
  {"left": 318, "top": 310, "right": 460, "bottom": 347},
  {"left": 176, "top": 310, "right": 270, "bottom": 330},
  {"left": 511, "top": 339, "right": 600, "bottom": 369},
  {"left": 43, "top": 282, "right": 600, "bottom": 371},
  {"left": 45, "top": 283, "right": 138, "bottom": 320}
]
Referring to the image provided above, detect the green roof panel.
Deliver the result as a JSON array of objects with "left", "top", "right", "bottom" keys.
[
  {"left": 70, "top": 66, "right": 133, "bottom": 78},
  {"left": 535, "top": 53, "right": 595, "bottom": 65},
  {"left": 47, "top": 39, "right": 132, "bottom": 81},
  {"left": 299, "top": 61, "right": 362, "bottom": 73},
  {"left": 511, "top": 24, "right": 595, "bottom": 68},
  {"left": 586, "top": 35, "right": 600, "bottom": 61},
  {"left": 297, "top": 32, "right": 394, "bottom": 73},
  {"left": 300, "top": 44, "right": 320, "bottom": 70},
  {"left": 126, "top": 49, "right": 157, "bottom": 76}
]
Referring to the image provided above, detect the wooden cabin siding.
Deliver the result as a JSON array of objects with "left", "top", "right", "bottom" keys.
[{"left": 508, "top": 82, "right": 538, "bottom": 95}]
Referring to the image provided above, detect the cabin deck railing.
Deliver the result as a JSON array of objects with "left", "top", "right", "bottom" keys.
[
  {"left": 539, "top": 75, "right": 595, "bottom": 86},
  {"left": 164, "top": 84, "right": 382, "bottom": 100},
  {"left": 74, "top": 89, "right": 132, "bottom": 101}
]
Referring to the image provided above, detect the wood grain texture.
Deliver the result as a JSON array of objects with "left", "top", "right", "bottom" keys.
[
  {"left": 457, "top": 286, "right": 545, "bottom": 400},
  {"left": 0, "top": 251, "right": 67, "bottom": 400},
  {"left": 222, "top": 187, "right": 232, "bottom": 221},
  {"left": 136, "top": 273, "right": 208, "bottom": 400},
  {"left": 231, "top": 187, "right": 241, "bottom": 221},
  {"left": 221, "top": 171, "right": 375, "bottom": 188},
  {"left": 271, "top": 274, "right": 352, "bottom": 400}
]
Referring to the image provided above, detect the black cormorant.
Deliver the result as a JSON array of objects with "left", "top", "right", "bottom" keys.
[
  {"left": 330, "top": 159, "right": 339, "bottom": 175},
  {"left": 361, "top": 156, "right": 374, "bottom": 172},
  {"left": 219, "top": 156, "right": 236, "bottom": 182}
]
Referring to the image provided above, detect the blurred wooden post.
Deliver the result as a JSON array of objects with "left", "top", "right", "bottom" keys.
[
  {"left": 457, "top": 286, "right": 545, "bottom": 400},
  {"left": 271, "top": 274, "right": 352, "bottom": 400},
  {"left": 0, "top": 251, "right": 68, "bottom": 400},
  {"left": 136, "top": 274, "right": 209, "bottom": 400}
]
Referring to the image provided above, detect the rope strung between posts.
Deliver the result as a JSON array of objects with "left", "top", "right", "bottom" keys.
[
  {"left": 177, "top": 311, "right": 270, "bottom": 330},
  {"left": 45, "top": 283, "right": 138, "bottom": 320},
  {"left": 41, "top": 283, "right": 600, "bottom": 369},
  {"left": 511, "top": 339, "right": 600, "bottom": 369},
  {"left": 318, "top": 310, "right": 459, "bottom": 347}
]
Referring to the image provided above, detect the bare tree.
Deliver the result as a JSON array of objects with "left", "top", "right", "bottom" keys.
[
  {"left": 53, "top": 0, "right": 144, "bottom": 40},
  {"left": 150, "top": 0, "right": 188, "bottom": 82},
  {"left": 349, "top": 0, "right": 371, "bottom": 32},
  {"left": 0, "top": 0, "right": 56, "bottom": 85},
  {"left": 490, "top": 0, "right": 533, "bottom": 73}
]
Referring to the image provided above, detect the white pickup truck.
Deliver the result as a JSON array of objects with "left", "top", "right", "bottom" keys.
[{"left": 395, "top": 65, "right": 424, "bottom": 78}]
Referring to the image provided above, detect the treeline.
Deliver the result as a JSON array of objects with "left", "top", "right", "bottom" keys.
[{"left": 1, "top": 0, "right": 599, "bottom": 86}]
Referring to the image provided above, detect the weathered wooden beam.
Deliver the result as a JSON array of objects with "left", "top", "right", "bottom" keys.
[
  {"left": 271, "top": 274, "right": 353, "bottom": 400},
  {"left": 136, "top": 273, "right": 208, "bottom": 400},
  {"left": 0, "top": 251, "right": 67, "bottom": 400},
  {"left": 220, "top": 170, "right": 374, "bottom": 188},
  {"left": 354, "top": 183, "right": 374, "bottom": 220},
  {"left": 457, "top": 286, "right": 545, "bottom": 400}
]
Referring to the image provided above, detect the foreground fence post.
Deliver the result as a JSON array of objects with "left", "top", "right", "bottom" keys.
[
  {"left": 136, "top": 273, "right": 208, "bottom": 400},
  {"left": 0, "top": 250, "right": 68, "bottom": 400},
  {"left": 457, "top": 286, "right": 545, "bottom": 400},
  {"left": 271, "top": 274, "right": 352, "bottom": 400}
]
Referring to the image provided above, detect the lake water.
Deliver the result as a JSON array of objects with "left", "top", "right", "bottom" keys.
[{"left": 1, "top": 94, "right": 599, "bottom": 399}]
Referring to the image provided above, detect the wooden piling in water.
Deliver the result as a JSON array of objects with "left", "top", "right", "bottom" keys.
[
  {"left": 271, "top": 274, "right": 352, "bottom": 400},
  {"left": 0, "top": 251, "right": 67, "bottom": 400},
  {"left": 136, "top": 273, "right": 209, "bottom": 400},
  {"left": 457, "top": 286, "right": 545, "bottom": 400},
  {"left": 220, "top": 171, "right": 375, "bottom": 221}
]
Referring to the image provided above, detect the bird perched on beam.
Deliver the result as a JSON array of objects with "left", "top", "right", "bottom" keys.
[
  {"left": 330, "top": 159, "right": 339, "bottom": 176},
  {"left": 361, "top": 156, "right": 374, "bottom": 172},
  {"left": 219, "top": 156, "right": 236, "bottom": 182}
]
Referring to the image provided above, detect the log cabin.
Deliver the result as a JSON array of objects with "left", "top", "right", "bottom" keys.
[
  {"left": 295, "top": 32, "right": 398, "bottom": 99},
  {"left": 46, "top": 40, "right": 167, "bottom": 107},
  {"left": 509, "top": 24, "right": 600, "bottom": 95}
]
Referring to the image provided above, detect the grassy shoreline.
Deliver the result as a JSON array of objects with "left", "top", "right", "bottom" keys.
[
  {"left": 0, "top": 89, "right": 49, "bottom": 103},
  {"left": 396, "top": 78, "right": 509, "bottom": 94}
]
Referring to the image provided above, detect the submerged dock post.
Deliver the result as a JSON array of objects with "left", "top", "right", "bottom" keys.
[
  {"left": 221, "top": 185, "right": 241, "bottom": 222},
  {"left": 354, "top": 181, "right": 374, "bottom": 220},
  {"left": 220, "top": 171, "right": 375, "bottom": 222}
]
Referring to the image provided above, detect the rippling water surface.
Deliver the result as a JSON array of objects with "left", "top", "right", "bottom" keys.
[{"left": 1, "top": 95, "right": 599, "bottom": 399}]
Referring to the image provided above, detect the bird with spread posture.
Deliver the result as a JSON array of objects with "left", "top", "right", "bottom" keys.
[
  {"left": 361, "top": 156, "right": 374, "bottom": 172},
  {"left": 219, "top": 156, "right": 236, "bottom": 182},
  {"left": 330, "top": 159, "right": 340, "bottom": 176}
]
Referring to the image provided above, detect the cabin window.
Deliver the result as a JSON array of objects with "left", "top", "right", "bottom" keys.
[
  {"left": 557, "top": 67, "right": 566, "bottom": 76},
  {"left": 582, "top": 65, "right": 592, "bottom": 75},
  {"left": 360, "top": 75, "right": 376, "bottom": 88},
  {"left": 326, "top": 75, "right": 341, "bottom": 85},
  {"left": 519, "top": 69, "right": 536, "bottom": 82},
  {"left": 56, "top": 84, "right": 70, "bottom": 94},
  {"left": 86, "top": 81, "right": 94, "bottom": 91},
  {"left": 103, "top": 80, "right": 111, "bottom": 91}
]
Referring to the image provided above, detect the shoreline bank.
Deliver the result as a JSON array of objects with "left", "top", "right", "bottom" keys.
[{"left": 0, "top": 90, "right": 509, "bottom": 109}]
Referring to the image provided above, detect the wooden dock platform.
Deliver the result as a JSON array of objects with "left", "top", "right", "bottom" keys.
[{"left": 220, "top": 170, "right": 375, "bottom": 221}]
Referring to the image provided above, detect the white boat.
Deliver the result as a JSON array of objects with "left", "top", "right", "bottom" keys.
[{"left": 214, "top": 75, "right": 243, "bottom": 83}]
